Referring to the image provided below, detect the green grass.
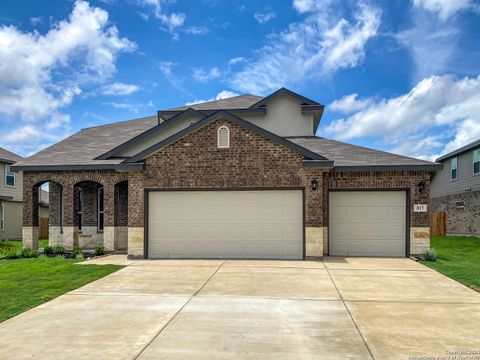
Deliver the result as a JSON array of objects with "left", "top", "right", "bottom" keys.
[
  {"left": 421, "top": 235, "right": 480, "bottom": 292},
  {"left": 0, "top": 239, "right": 49, "bottom": 252},
  {"left": 0, "top": 257, "right": 123, "bottom": 322}
]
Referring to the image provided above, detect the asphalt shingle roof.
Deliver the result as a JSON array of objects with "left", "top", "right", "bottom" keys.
[
  {"left": 0, "top": 147, "right": 23, "bottom": 163},
  {"left": 436, "top": 138, "right": 480, "bottom": 162},
  {"left": 13, "top": 115, "right": 157, "bottom": 168},
  {"left": 168, "top": 94, "right": 263, "bottom": 111},
  {"left": 287, "top": 136, "right": 435, "bottom": 167}
]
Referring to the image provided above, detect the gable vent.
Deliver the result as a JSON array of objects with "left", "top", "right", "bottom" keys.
[{"left": 217, "top": 126, "right": 230, "bottom": 148}]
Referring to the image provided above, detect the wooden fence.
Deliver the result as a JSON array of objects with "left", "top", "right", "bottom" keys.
[
  {"left": 39, "top": 217, "right": 49, "bottom": 239},
  {"left": 430, "top": 211, "right": 446, "bottom": 237}
]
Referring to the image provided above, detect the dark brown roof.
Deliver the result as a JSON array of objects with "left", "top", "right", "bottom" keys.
[
  {"left": 0, "top": 147, "right": 23, "bottom": 164},
  {"left": 168, "top": 94, "right": 263, "bottom": 111},
  {"left": 288, "top": 137, "right": 438, "bottom": 169},
  {"left": 13, "top": 115, "right": 157, "bottom": 169},
  {"left": 436, "top": 138, "right": 480, "bottom": 162}
]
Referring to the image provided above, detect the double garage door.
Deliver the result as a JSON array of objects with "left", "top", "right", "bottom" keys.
[
  {"left": 147, "top": 190, "right": 407, "bottom": 259},
  {"left": 329, "top": 191, "right": 407, "bottom": 257},
  {"left": 148, "top": 190, "right": 304, "bottom": 259}
]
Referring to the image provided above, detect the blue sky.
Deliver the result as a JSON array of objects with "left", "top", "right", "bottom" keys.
[{"left": 0, "top": 0, "right": 479, "bottom": 160}]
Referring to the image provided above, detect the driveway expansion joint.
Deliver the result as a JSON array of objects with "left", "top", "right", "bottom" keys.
[
  {"left": 132, "top": 260, "right": 227, "bottom": 360},
  {"left": 323, "top": 259, "right": 376, "bottom": 360}
]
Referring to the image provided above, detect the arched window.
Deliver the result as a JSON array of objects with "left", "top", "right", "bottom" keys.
[{"left": 217, "top": 126, "right": 230, "bottom": 148}]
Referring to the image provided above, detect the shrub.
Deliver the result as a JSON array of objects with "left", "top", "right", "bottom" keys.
[
  {"left": 2, "top": 248, "right": 19, "bottom": 259},
  {"left": 53, "top": 245, "right": 65, "bottom": 256},
  {"left": 21, "top": 249, "right": 38, "bottom": 258},
  {"left": 419, "top": 248, "right": 437, "bottom": 262},
  {"left": 72, "top": 247, "right": 84, "bottom": 259},
  {"left": 95, "top": 247, "right": 105, "bottom": 256},
  {"left": 43, "top": 246, "right": 54, "bottom": 257}
]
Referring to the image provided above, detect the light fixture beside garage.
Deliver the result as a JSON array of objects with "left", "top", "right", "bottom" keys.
[
  {"left": 417, "top": 180, "right": 426, "bottom": 193},
  {"left": 311, "top": 178, "right": 318, "bottom": 191}
]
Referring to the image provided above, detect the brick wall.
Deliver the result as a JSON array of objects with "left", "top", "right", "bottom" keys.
[
  {"left": 128, "top": 118, "right": 329, "bottom": 228},
  {"left": 432, "top": 190, "right": 480, "bottom": 235}
]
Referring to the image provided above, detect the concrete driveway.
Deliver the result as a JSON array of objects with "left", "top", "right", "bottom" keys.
[{"left": 0, "top": 257, "right": 479, "bottom": 359}]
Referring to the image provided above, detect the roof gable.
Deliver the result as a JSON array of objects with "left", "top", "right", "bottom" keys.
[
  {"left": 249, "top": 88, "right": 320, "bottom": 108},
  {"left": 125, "top": 111, "right": 331, "bottom": 164},
  {"left": 96, "top": 108, "right": 205, "bottom": 160}
]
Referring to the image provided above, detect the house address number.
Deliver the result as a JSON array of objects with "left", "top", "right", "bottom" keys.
[{"left": 414, "top": 204, "right": 427, "bottom": 212}]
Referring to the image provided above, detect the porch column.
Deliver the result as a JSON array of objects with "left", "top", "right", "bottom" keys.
[
  {"left": 63, "top": 183, "right": 76, "bottom": 250},
  {"left": 103, "top": 183, "right": 117, "bottom": 252},
  {"left": 22, "top": 182, "right": 39, "bottom": 250},
  {"left": 48, "top": 182, "right": 64, "bottom": 246}
]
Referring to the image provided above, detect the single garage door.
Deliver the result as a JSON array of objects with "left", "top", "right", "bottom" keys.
[
  {"left": 329, "top": 191, "right": 406, "bottom": 257},
  {"left": 148, "top": 190, "right": 303, "bottom": 259}
]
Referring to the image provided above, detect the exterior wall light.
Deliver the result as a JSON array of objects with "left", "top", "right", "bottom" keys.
[
  {"left": 311, "top": 178, "right": 318, "bottom": 191},
  {"left": 417, "top": 180, "right": 426, "bottom": 193}
]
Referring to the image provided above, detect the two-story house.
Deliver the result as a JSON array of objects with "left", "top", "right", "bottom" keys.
[
  {"left": 431, "top": 139, "right": 480, "bottom": 236},
  {"left": 0, "top": 147, "right": 24, "bottom": 240},
  {"left": 13, "top": 88, "right": 440, "bottom": 258}
]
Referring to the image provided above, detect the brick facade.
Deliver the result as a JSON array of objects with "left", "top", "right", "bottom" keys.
[
  {"left": 21, "top": 117, "right": 433, "bottom": 257},
  {"left": 432, "top": 190, "right": 480, "bottom": 235}
]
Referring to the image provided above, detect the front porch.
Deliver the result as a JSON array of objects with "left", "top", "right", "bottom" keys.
[{"left": 22, "top": 171, "right": 129, "bottom": 252}]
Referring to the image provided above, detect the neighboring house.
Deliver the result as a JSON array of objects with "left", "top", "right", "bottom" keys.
[
  {"left": 431, "top": 139, "right": 480, "bottom": 236},
  {"left": 0, "top": 147, "right": 24, "bottom": 240},
  {"left": 12, "top": 88, "right": 441, "bottom": 259}
]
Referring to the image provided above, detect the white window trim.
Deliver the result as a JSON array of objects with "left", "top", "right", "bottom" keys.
[
  {"left": 451, "top": 157, "right": 458, "bottom": 181},
  {"left": 4, "top": 164, "right": 15, "bottom": 188},
  {"left": 97, "top": 187, "right": 104, "bottom": 232},
  {"left": 473, "top": 149, "right": 480, "bottom": 176},
  {"left": 0, "top": 203, "right": 4, "bottom": 231},
  {"left": 217, "top": 126, "right": 230, "bottom": 149}
]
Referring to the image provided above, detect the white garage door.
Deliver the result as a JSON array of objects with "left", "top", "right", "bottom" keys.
[
  {"left": 148, "top": 190, "right": 303, "bottom": 259},
  {"left": 329, "top": 191, "right": 406, "bottom": 257}
]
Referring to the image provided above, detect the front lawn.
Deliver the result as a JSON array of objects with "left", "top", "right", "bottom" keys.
[
  {"left": 0, "top": 257, "right": 123, "bottom": 322},
  {"left": 421, "top": 236, "right": 480, "bottom": 292}
]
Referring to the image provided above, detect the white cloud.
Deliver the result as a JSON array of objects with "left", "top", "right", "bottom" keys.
[
  {"left": 99, "top": 82, "right": 140, "bottom": 96},
  {"left": 397, "top": 7, "right": 461, "bottom": 81},
  {"left": 184, "top": 26, "right": 209, "bottom": 35},
  {"left": 228, "top": 57, "right": 247, "bottom": 65},
  {"left": 325, "top": 74, "right": 480, "bottom": 160},
  {"left": 329, "top": 93, "right": 372, "bottom": 113},
  {"left": 192, "top": 67, "right": 221, "bottom": 82},
  {"left": 412, "top": 0, "right": 479, "bottom": 20},
  {"left": 30, "top": 16, "right": 43, "bottom": 25},
  {"left": 185, "top": 90, "right": 239, "bottom": 106},
  {"left": 254, "top": 11, "right": 276, "bottom": 24},
  {"left": 230, "top": 1, "right": 380, "bottom": 94},
  {"left": 103, "top": 100, "right": 153, "bottom": 113},
  {"left": 0, "top": 1, "right": 134, "bottom": 154},
  {"left": 158, "top": 61, "right": 191, "bottom": 95},
  {"left": 137, "top": 0, "right": 185, "bottom": 36}
]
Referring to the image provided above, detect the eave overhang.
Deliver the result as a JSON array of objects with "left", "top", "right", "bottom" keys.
[{"left": 10, "top": 163, "right": 145, "bottom": 172}]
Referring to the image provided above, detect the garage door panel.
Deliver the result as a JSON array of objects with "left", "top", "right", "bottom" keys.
[
  {"left": 329, "top": 191, "right": 406, "bottom": 257},
  {"left": 148, "top": 190, "right": 303, "bottom": 259}
]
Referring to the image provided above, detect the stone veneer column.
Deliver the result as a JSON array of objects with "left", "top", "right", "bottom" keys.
[
  {"left": 410, "top": 227, "right": 430, "bottom": 255},
  {"left": 103, "top": 183, "right": 116, "bottom": 252},
  {"left": 127, "top": 173, "right": 144, "bottom": 259},
  {"left": 62, "top": 183, "right": 76, "bottom": 250},
  {"left": 22, "top": 182, "right": 39, "bottom": 250},
  {"left": 305, "top": 227, "right": 326, "bottom": 258},
  {"left": 48, "top": 182, "right": 64, "bottom": 246}
]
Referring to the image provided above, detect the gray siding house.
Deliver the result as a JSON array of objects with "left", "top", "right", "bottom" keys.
[
  {"left": 431, "top": 139, "right": 480, "bottom": 236},
  {"left": 0, "top": 147, "right": 24, "bottom": 240}
]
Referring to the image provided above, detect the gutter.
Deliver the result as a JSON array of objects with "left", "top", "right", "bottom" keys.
[{"left": 10, "top": 163, "right": 145, "bottom": 172}]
